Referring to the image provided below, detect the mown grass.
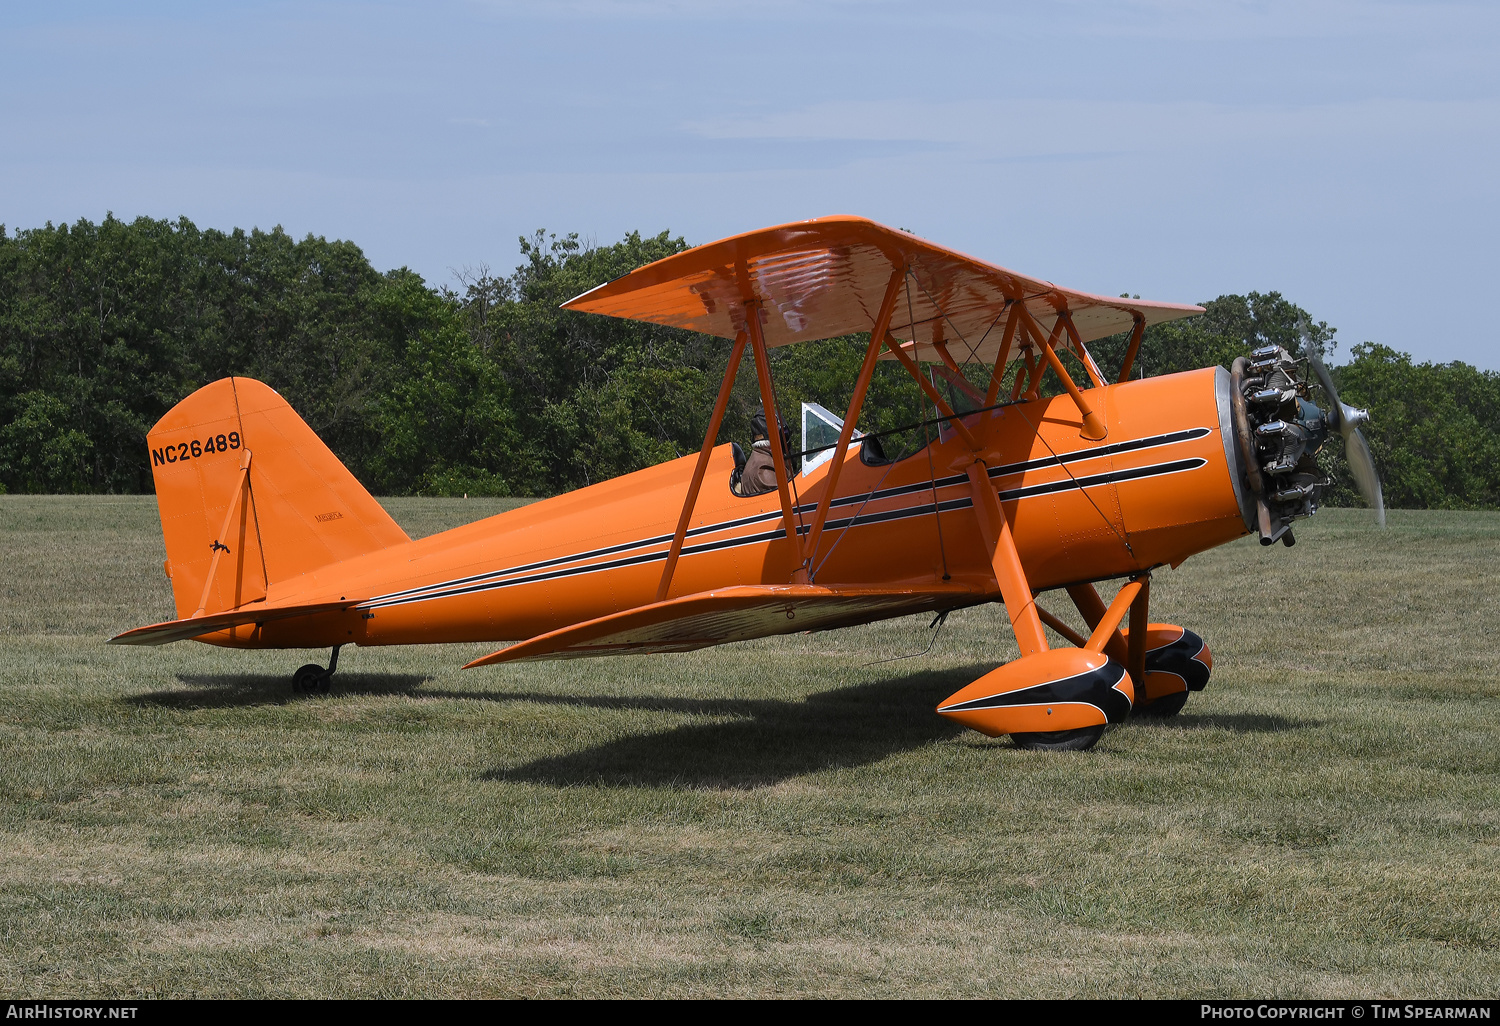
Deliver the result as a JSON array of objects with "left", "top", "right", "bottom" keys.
[{"left": 0, "top": 495, "right": 1496, "bottom": 998}]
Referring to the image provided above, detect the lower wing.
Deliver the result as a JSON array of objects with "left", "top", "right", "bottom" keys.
[{"left": 463, "top": 583, "right": 984, "bottom": 668}]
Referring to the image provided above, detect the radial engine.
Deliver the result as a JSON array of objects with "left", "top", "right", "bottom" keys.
[{"left": 1231, "top": 346, "right": 1327, "bottom": 545}]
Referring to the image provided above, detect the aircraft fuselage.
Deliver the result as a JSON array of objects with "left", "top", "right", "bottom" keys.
[{"left": 203, "top": 366, "right": 1252, "bottom": 651}]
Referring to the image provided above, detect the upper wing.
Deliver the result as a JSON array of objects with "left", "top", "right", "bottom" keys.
[
  {"left": 563, "top": 215, "right": 1202, "bottom": 365},
  {"left": 463, "top": 583, "right": 984, "bottom": 667}
]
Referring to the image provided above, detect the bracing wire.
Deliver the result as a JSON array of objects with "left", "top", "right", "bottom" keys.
[
  {"left": 907, "top": 272, "right": 952, "bottom": 582},
  {"left": 964, "top": 303, "right": 1009, "bottom": 367},
  {"left": 807, "top": 264, "right": 911, "bottom": 581},
  {"left": 1009, "top": 401, "right": 1135, "bottom": 559},
  {"left": 758, "top": 338, "right": 812, "bottom": 564},
  {"left": 785, "top": 398, "right": 1017, "bottom": 464},
  {"left": 903, "top": 268, "right": 1132, "bottom": 559},
  {"left": 924, "top": 428, "right": 951, "bottom": 581},
  {"left": 864, "top": 609, "right": 950, "bottom": 666},
  {"left": 808, "top": 454, "right": 904, "bottom": 582},
  {"left": 908, "top": 271, "right": 1005, "bottom": 390}
]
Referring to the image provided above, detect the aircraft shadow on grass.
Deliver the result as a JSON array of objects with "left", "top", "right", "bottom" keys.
[
  {"left": 123, "top": 663, "right": 981, "bottom": 787},
  {"left": 130, "top": 672, "right": 429, "bottom": 709},
  {"left": 473, "top": 676, "right": 1315, "bottom": 789},
  {"left": 475, "top": 665, "right": 983, "bottom": 790},
  {"left": 126, "top": 667, "right": 1314, "bottom": 784},
  {"left": 1164, "top": 712, "right": 1315, "bottom": 733}
]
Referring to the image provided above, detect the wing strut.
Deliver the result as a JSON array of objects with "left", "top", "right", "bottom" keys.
[
  {"left": 746, "top": 301, "right": 809, "bottom": 583},
  {"left": 1116, "top": 313, "right": 1146, "bottom": 383},
  {"left": 801, "top": 266, "right": 905, "bottom": 578},
  {"left": 882, "top": 332, "right": 980, "bottom": 450},
  {"left": 983, "top": 303, "right": 1022, "bottom": 407},
  {"left": 930, "top": 342, "right": 986, "bottom": 406},
  {"left": 1060, "top": 311, "right": 1108, "bottom": 389},
  {"left": 656, "top": 331, "right": 748, "bottom": 602},
  {"left": 964, "top": 462, "right": 1048, "bottom": 656},
  {"left": 1016, "top": 305, "right": 1108, "bottom": 440}
]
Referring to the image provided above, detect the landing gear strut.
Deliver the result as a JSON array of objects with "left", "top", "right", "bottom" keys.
[{"left": 292, "top": 645, "right": 340, "bottom": 695}]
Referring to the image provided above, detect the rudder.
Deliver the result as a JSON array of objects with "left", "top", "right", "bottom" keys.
[{"left": 149, "top": 378, "right": 409, "bottom": 619}]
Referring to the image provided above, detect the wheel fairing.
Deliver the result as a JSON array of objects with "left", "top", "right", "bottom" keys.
[{"left": 937, "top": 649, "right": 1134, "bottom": 738}]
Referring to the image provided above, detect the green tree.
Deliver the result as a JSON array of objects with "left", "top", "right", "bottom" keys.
[
  {"left": 481, "top": 230, "right": 715, "bottom": 493},
  {"left": 364, "top": 273, "right": 519, "bottom": 495},
  {"left": 0, "top": 215, "right": 455, "bottom": 494},
  {"left": 0, "top": 391, "right": 94, "bottom": 492},
  {"left": 1091, "top": 291, "right": 1337, "bottom": 382},
  {"left": 5, "top": 216, "right": 1496, "bottom": 514},
  {"left": 1326, "top": 343, "right": 1500, "bottom": 509}
]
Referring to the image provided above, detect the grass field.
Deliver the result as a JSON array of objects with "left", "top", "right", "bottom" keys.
[{"left": 0, "top": 495, "right": 1496, "bottom": 998}]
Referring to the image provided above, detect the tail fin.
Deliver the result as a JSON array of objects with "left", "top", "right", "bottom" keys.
[{"left": 149, "top": 377, "right": 409, "bottom": 619}]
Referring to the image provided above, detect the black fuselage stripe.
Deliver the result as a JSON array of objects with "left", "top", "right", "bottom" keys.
[
  {"left": 358, "top": 455, "right": 1208, "bottom": 612},
  {"left": 360, "top": 497, "right": 976, "bottom": 610},
  {"left": 367, "top": 428, "right": 1208, "bottom": 604},
  {"left": 989, "top": 426, "right": 1209, "bottom": 479},
  {"left": 368, "top": 427, "right": 1209, "bottom": 605},
  {"left": 998, "top": 458, "right": 1205, "bottom": 502}
]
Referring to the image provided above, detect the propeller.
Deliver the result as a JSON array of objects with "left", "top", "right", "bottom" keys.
[{"left": 1305, "top": 341, "right": 1385, "bottom": 528}]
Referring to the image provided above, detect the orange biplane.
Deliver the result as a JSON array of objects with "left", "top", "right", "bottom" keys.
[{"left": 111, "top": 216, "right": 1382, "bottom": 751}]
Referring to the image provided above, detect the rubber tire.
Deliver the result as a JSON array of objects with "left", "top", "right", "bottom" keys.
[
  {"left": 292, "top": 663, "right": 326, "bottom": 694},
  {"left": 1009, "top": 725, "right": 1106, "bottom": 752},
  {"left": 1137, "top": 690, "right": 1189, "bottom": 719}
]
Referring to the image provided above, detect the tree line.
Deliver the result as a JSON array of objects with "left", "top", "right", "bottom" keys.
[{"left": 1, "top": 214, "right": 1496, "bottom": 509}]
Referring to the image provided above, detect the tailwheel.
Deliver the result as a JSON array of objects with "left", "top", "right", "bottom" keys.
[
  {"left": 292, "top": 645, "right": 340, "bottom": 695},
  {"left": 292, "top": 663, "right": 328, "bottom": 694},
  {"left": 1009, "top": 725, "right": 1106, "bottom": 752}
]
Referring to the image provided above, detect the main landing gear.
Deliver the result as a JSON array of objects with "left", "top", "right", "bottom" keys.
[
  {"left": 939, "top": 459, "right": 1219, "bottom": 752},
  {"left": 292, "top": 645, "right": 340, "bottom": 695},
  {"left": 934, "top": 575, "right": 1215, "bottom": 752}
]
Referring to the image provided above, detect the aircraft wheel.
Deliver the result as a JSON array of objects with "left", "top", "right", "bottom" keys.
[
  {"left": 1009, "top": 725, "right": 1105, "bottom": 752},
  {"left": 292, "top": 663, "right": 326, "bottom": 694},
  {"left": 1137, "top": 690, "right": 1189, "bottom": 719}
]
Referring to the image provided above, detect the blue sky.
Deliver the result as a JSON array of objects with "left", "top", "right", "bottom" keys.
[{"left": 3, "top": 1, "right": 1497, "bottom": 367}]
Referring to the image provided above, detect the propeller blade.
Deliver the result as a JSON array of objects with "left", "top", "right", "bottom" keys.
[
  {"left": 1308, "top": 353, "right": 1385, "bottom": 527},
  {"left": 1345, "top": 427, "right": 1386, "bottom": 528},
  {"left": 1308, "top": 356, "right": 1343, "bottom": 431}
]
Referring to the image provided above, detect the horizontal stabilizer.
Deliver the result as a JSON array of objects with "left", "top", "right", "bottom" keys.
[
  {"left": 463, "top": 583, "right": 981, "bottom": 668},
  {"left": 108, "top": 600, "right": 352, "bottom": 647}
]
